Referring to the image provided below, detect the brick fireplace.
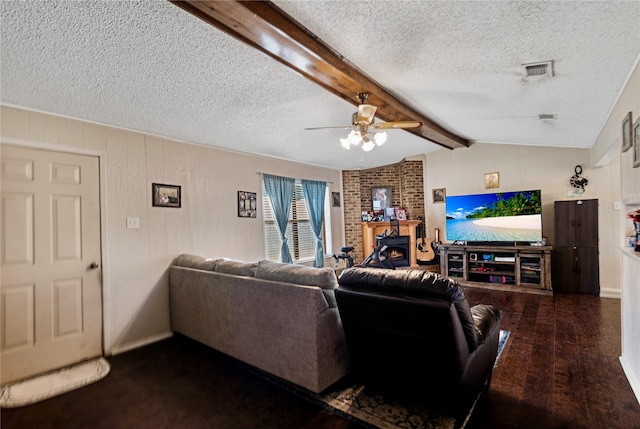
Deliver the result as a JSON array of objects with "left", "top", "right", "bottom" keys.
[
  {"left": 377, "top": 235, "right": 410, "bottom": 267},
  {"left": 342, "top": 159, "right": 425, "bottom": 264},
  {"left": 361, "top": 220, "right": 421, "bottom": 266}
]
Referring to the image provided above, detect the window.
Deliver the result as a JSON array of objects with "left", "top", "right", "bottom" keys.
[{"left": 263, "top": 180, "right": 332, "bottom": 262}]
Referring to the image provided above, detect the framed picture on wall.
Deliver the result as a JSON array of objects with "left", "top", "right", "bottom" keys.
[
  {"left": 633, "top": 116, "right": 640, "bottom": 168},
  {"left": 432, "top": 188, "right": 446, "bottom": 204},
  {"left": 332, "top": 192, "right": 341, "bottom": 207},
  {"left": 238, "top": 191, "right": 257, "bottom": 217},
  {"left": 152, "top": 183, "right": 181, "bottom": 208},
  {"left": 371, "top": 186, "right": 391, "bottom": 210},
  {"left": 622, "top": 111, "right": 633, "bottom": 153},
  {"left": 484, "top": 172, "right": 500, "bottom": 189}
]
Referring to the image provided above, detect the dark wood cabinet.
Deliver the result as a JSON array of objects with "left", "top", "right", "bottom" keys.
[{"left": 552, "top": 199, "right": 599, "bottom": 294}]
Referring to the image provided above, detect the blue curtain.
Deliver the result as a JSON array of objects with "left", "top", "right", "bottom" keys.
[
  {"left": 263, "top": 174, "right": 295, "bottom": 264},
  {"left": 302, "top": 179, "right": 326, "bottom": 267}
]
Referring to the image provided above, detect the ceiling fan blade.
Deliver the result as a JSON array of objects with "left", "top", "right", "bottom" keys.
[
  {"left": 356, "top": 104, "right": 377, "bottom": 124},
  {"left": 304, "top": 126, "right": 353, "bottom": 131},
  {"left": 371, "top": 121, "right": 423, "bottom": 130}
]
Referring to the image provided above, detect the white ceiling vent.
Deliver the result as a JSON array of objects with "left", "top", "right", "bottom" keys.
[
  {"left": 523, "top": 61, "right": 554, "bottom": 77},
  {"left": 538, "top": 114, "right": 557, "bottom": 120}
]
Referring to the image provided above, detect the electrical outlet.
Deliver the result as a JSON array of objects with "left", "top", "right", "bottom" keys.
[
  {"left": 126, "top": 217, "right": 140, "bottom": 229},
  {"left": 613, "top": 202, "right": 622, "bottom": 210}
]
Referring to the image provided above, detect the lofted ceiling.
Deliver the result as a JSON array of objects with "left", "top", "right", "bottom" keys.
[{"left": 1, "top": 1, "right": 639, "bottom": 170}]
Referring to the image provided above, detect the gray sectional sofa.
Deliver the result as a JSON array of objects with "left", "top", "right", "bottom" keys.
[{"left": 169, "top": 254, "right": 351, "bottom": 393}]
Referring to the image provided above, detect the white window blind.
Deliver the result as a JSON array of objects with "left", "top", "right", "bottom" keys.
[{"left": 262, "top": 180, "right": 332, "bottom": 262}]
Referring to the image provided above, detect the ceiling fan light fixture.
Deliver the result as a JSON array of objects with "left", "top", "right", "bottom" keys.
[
  {"left": 362, "top": 140, "right": 375, "bottom": 152},
  {"left": 358, "top": 104, "right": 377, "bottom": 123},
  {"left": 324, "top": 93, "right": 422, "bottom": 152},
  {"left": 374, "top": 131, "right": 387, "bottom": 145},
  {"left": 347, "top": 130, "right": 361, "bottom": 145},
  {"left": 340, "top": 137, "right": 351, "bottom": 149}
]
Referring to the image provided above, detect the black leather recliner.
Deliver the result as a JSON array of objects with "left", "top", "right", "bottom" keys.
[{"left": 335, "top": 267, "right": 502, "bottom": 408}]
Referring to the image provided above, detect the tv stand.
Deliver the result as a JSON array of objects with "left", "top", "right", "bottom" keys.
[{"left": 439, "top": 244, "right": 552, "bottom": 294}]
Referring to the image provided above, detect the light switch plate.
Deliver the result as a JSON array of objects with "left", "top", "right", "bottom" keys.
[
  {"left": 613, "top": 202, "right": 622, "bottom": 210},
  {"left": 126, "top": 217, "right": 140, "bottom": 229}
]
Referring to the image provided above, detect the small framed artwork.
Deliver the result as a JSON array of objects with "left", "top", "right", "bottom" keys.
[
  {"left": 385, "top": 207, "right": 397, "bottom": 221},
  {"left": 332, "top": 192, "right": 341, "bottom": 207},
  {"left": 432, "top": 188, "right": 446, "bottom": 204},
  {"left": 396, "top": 208, "right": 407, "bottom": 221},
  {"left": 238, "top": 191, "right": 257, "bottom": 218},
  {"left": 152, "top": 183, "right": 181, "bottom": 208},
  {"left": 371, "top": 186, "right": 391, "bottom": 210},
  {"left": 633, "top": 117, "right": 640, "bottom": 168},
  {"left": 622, "top": 111, "right": 633, "bottom": 153},
  {"left": 485, "top": 172, "right": 500, "bottom": 189}
]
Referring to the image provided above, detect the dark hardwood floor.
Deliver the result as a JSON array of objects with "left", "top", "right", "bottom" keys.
[
  {"left": 464, "top": 288, "right": 640, "bottom": 429},
  {"left": 2, "top": 288, "right": 640, "bottom": 429}
]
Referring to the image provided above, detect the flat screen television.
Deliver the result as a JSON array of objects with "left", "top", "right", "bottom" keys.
[{"left": 445, "top": 190, "right": 542, "bottom": 244}]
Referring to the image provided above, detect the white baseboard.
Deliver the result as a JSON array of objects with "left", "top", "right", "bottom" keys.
[
  {"left": 109, "top": 331, "right": 174, "bottom": 356},
  {"left": 600, "top": 288, "right": 621, "bottom": 299},
  {"left": 620, "top": 354, "right": 640, "bottom": 405}
]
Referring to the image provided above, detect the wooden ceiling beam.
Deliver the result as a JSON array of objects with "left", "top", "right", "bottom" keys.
[{"left": 170, "top": 0, "right": 469, "bottom": 150}]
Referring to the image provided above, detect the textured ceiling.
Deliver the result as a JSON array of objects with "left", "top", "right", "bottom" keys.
[{"left": 1, "top": 1, "right": 639, "bottom": 170}]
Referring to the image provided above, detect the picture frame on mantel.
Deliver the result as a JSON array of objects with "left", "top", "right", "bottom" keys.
[
  {"left": 633, "top": 116, "right": 640, "bottom": 168},
  {"left": 152, "top": 183, "right": 181, "bottom": 208},
  {"left": 622, "top": 111, "right": 633, "bottom": 153}
]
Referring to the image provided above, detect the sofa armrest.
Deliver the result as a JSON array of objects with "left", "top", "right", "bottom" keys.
[{"left": 471, "top": 304, "right": 502, "bottom": 345}]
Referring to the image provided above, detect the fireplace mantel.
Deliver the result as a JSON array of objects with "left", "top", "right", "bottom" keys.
[{"left": 361, "top": 221, "right": 421, "bottom": 266}]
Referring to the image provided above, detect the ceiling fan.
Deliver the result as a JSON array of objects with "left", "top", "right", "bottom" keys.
[{"left": 304, "top": 93, "right": 423, "bottom": 152}]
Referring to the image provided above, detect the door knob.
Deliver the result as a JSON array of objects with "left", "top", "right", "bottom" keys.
[{"left": 89, "top": 262, "right": 99, "bottom": 270}]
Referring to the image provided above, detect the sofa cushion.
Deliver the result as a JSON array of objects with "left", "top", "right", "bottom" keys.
[
  {"left": 255, "top": 259, "right": 338, "bottom": 290},
  {"left": 215, "top": 259, "right": 258, "bottom": 277},
  {"left": 173, "top": 254, "right": 219, "bottom": 271}
]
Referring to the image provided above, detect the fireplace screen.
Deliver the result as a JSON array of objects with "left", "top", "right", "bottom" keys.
[{"left": 377, "top": 235, "right": 410, "bottom": 267}]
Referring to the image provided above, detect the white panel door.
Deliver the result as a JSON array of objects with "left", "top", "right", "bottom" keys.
[{"left": 1, "top": 145, "right": 102, "bottom": 384}]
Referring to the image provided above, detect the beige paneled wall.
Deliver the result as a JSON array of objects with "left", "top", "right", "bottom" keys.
[
  {"left": 591, "top": 58, "right": 640, "bottom": 403},
  {"left": 593, "top": 58, "right": 640, "bottom": 202},
  {"left": 425, "top": 143, "right": 619, "bottom": 296},
  {"left": 0, "top": 106, "right": 343, "bottom": 354}
]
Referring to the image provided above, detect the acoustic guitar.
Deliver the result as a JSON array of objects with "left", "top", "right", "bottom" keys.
[{"left": 416, "top": 217, "right": 436, "bottom": 263}]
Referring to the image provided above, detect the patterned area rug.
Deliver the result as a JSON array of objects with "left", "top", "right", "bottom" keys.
[
  {"left": 309, "top": 329, "right": 511, "bottom": 429},
  {"left": 0, "top": 357, "right": 110, "bottom": 408},
  {"left": 318, "top": 382, "right": 461, "bottom": 429},
  {"left": 496, "top": 329, "right": 510, "bottom": 366}
]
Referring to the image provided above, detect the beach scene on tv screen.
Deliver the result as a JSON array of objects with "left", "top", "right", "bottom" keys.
[{"left": 446, "top": 190, "right": 542, "bottom": 242}]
